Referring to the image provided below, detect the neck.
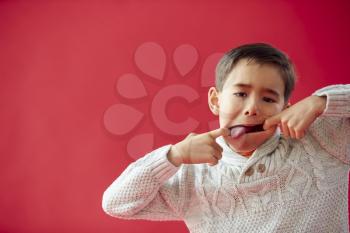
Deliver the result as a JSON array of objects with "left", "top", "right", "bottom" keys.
[{"left": 239, "top": 150, "right": 255, "bottom": 157}]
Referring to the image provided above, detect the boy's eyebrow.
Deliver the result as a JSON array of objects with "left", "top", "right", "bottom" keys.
[{"left": 233, "top": 83, "right": 281, "bottom": 98}]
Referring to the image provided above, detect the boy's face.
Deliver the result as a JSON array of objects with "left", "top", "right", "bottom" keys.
[{"left": 209, "top": 59, "right": 288, "bottom": 154}]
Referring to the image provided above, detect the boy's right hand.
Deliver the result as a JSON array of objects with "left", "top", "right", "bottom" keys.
[{"left": 167, "top": 128, "right": 229, "bottom": 167}]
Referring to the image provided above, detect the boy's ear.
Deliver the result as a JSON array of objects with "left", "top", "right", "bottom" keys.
[{"left": 208, "top": 87, "right": 220, "bottom": 116}]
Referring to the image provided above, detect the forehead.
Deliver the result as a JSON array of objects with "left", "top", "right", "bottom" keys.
[{"left": 223, "top": 59, "right": 285, "bottom": 96}]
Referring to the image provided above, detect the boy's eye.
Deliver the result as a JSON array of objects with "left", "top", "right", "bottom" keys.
[
  {"left": 263, "top": 97, "right": 276, "bottom": 103},
  {"left": 233, "top": 92, "right": 247, "bottom": 97}
]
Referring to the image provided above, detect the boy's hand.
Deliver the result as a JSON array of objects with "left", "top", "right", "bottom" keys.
[
  {"left": 263, "top": 95, "right": 327, "bottom": 139},
  {"left": 167, "top": 128, "right": 229, "bottom": 167}
]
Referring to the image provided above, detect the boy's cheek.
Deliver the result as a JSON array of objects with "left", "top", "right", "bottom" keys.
[{"left": 218, "top": 109, "right": 239, "bottom": 122}]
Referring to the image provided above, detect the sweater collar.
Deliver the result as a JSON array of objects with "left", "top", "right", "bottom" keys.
[{"left": 216, "top": 128, "right": 281, "bottom": 166}]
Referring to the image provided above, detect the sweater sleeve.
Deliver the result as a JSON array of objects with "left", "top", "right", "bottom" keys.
[
  {"left": 309, "top": 84, "right": 350, "bottom": 164},
  {"left": 102, "top": 145, "right": 188, "bottom": 221}
]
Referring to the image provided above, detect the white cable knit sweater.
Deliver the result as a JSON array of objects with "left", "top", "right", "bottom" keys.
[{"left": 102, "top": 85, "right": 350, "bottom": 233}]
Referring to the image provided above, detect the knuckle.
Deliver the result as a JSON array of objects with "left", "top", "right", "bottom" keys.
[
  {"left": 217, "top": 153, "right": 223, "bottom": 160},
  {"left": 187, "top": 133, "right": 196, "bottom": 138},
  {"left": 297, "top": 130, "right": 305, "bottom": 138},
  {"left": 211, "top": 157, "right": 218, "bottom": 164},
  {"left": 294, "top": 126, "right": 302, "bottom": 132},
  {"left": 281, "top": 119, "right": 288, "bottom": 124},
  {"left": 212, "top": 152, "right": 219, "bottom": 160},
  {"left": 211, "top": 147, "right": 218, "bottom": 154}
]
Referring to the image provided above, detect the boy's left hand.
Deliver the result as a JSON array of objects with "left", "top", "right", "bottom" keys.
[{"left": 263, "top": 95, "right": 327, "bottom": 139}]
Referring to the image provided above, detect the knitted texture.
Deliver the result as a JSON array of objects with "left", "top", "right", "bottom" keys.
[{"left": 102, "top": 84, "right": 350, "bottom": 233}]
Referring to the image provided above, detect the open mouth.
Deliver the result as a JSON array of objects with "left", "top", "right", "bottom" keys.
[{"left": 228, "top": 124, "right": 264, "bottom": 138}]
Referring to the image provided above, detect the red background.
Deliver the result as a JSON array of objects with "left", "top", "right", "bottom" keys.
[{"left": 1, "top": 1, "right": 349, "bottom": 233}]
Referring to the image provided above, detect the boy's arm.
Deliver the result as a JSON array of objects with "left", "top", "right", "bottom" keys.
[
  {"left": 102, "top": 145, "right": 187, "bottom": 221},
  {"left": 102, "top": 128, "right": 227, "bottom": 221},
  {"left": 264, "top": 84, "right": 350, "bottom": 164},
  {"left": 308, "top": 84, "right": 350, "bottom": 164}
]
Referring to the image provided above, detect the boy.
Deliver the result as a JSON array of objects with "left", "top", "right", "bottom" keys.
[{"left": 102, "top": 43, "right": 350, "bottom": 232}]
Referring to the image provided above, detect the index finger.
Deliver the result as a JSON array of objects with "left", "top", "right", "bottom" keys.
[
  {"left": 208, "top": 128, "right": 230, "bottom": 138},
  {"left": 263, "top": 114, "right": 281, "bottom": 130}
]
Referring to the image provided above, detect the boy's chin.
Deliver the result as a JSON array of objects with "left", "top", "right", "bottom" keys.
[{"left": 223, "top": 127, "right": 276, "bottom": 154}]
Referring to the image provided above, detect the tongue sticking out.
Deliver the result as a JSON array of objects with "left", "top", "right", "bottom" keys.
[
  {"left": 229, "top": 124, "right": 264, "bottom": 139},
  {"left": 230, "top": 126, "right": 247, "bottom": 138}
]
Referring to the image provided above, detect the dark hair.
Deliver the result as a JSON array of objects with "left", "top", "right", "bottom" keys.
[{"left": 215, "top": 43, "right": 296, "bottom": 101}]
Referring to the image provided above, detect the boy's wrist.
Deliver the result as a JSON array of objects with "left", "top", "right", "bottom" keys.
[
  {"left": 312, "top": 95, "right": 327, "bottom": 116},
  {"left": 167, "top": 145, "right": 183, "bottom": 167}
]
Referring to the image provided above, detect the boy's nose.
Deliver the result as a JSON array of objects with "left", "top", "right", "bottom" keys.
[{"left": 244, "top": 101, "right": 259, "bottom": 116}]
